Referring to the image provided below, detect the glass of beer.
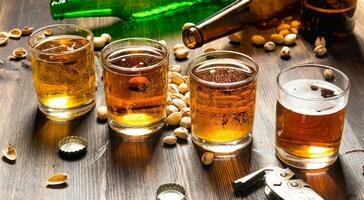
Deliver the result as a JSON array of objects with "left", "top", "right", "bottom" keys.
[
  {"left": 28, "top": 24, "right": 95, "bottom": 120},
  {"left": 276, "top": 64, "right": 350, "bottom": 169},
  {"left": 101, "top": 38, "right": 168, "bottom": 138},
  {"left": 188, "top": 51, "right": 259, "bottom": 156}
]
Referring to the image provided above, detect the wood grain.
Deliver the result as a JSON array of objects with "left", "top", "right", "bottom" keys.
[{"left": 0, "top": 0, "right": 363, "bottom": 199}]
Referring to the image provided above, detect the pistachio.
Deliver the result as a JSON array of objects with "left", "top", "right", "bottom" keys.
[
  {"left": 182, "top": 22, "right": 195, "bottom": 30},
  {"left": 228, "top": 32, "right": 242, "bottom": 44},
  {"left": 43, "top": 29, "right": 53, "bottom": 36},
  {"left": 162, "top": 136, "right": 177, "bottom": 145},
  {"left": 201, "top": 152, "right": 214, "bottom": 165},
  {"left": 284, "top": 34, "right": 297, "bottom": 46},
  {"left": 169, "top": 65, "right": 182, "bottom": 73},
  {"left": 165, "top": 112, "right": 182, "bottom": 125},
  {"left": 180, "top": 107, "right": 191, "bottom": 117},
  {"left": 264, "top": 41, "right": 276, "bottom": 51},
  {"left": 323, "top": 69, "right": 334, "bottom": 81},
  {"left": 276, "top": 24, "right": 290, "bottom": 32},
  {"left": 270, "top": 34, "right": 284, "bottom": 44},
  {"left": 47, "top": 173, "right": 69, "bottom": 186},
  {"left": 180, "top": 117, "right": 191, "bottom": 129},
  {"left": 183, "top": 92, "right": 190, "bottom": 106},
  {"left": 8, "top": 28, "right": 22, "bottom": 39},
  {"left": 251, "top": 35, "right": 265, "bottom": 46},
  {"left": 94, "top": 37, "right": 106, "bottom": 49},
  {"left": 173, "top": 44, "right": 185, "bottom": 51},
  {"left": 167, "top": 105, "right": 179, "bottom": 115},
  {"left": 21, "top": 26, "right": 34, "bottom": 36},
  {"left": 174, "top": 48, "right": 189, "bottom": 60},
  {"left": 170, "top": 72, "right": 185, "bottom": 85},
  {"left": 2, "top": 144, "right": 17, "bottom": 161},
  {"left": 96, "top": 106, "right": 108, "bottom": 120},
  {"left": 279, "top": 29, "right": 290, "bottom": 37},
  {"left": 174, "top": 127, "right": 189, "bottom": 140},
  {"left": 290, "top": 27, "right": 298, "bottom": 35},
  {"left": 315, "top": 36, "right": 326, "bottom": 47},
  {"left": 204, "top": 47, "right": 216, "bottom": 53},
  {"left": 178, "top": 83, "right": 189, "bottom": 94},
  {"left": 0, "top": 32, "right": 9, "bottom": 46},
  {"left": 291, "top": 20, "right": 301, "bottom": 29},
  {"left": 168, "top": 84, "right": 179, "bottom": 94},
  {"left": 172, "top": 98, "right": 186, "bottom": 110},
  {"left": 280, "top": 46, "right": 291, "bottom": 59},
  {"left": 100, "top": 33, "right": 112, "bottom": 43},
  {"left": 9, "top": 47, "right": 27, "bottom": 60},
  {"left": 314, "top": 45, "right": 327, "bottom": 57}
]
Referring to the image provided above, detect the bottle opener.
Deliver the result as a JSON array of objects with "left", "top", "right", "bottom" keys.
[{"left": 233, "top": 167, "right": 324, "bottom": 200}]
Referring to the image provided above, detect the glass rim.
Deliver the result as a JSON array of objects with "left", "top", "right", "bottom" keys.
[
  {"left": 28, "top": 24, "right": 94, "bottom": 56},
  {"left": 277, "top": 64, "right": 351, "bottom": 101},
  {"left": 101, "top": 37, "right": 169, "bottom": 73},
  {"left": 188, "top": 50, "right": 259, "bottom": 88}
]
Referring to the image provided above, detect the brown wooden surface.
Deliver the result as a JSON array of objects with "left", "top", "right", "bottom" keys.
[{"left": 0, "top": 0, "right": 364, "bottom": 199}]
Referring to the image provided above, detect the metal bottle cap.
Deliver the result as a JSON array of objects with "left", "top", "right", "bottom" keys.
[
  {"left": 156, "top": 183, "right": 186, "bottom": 200},
  {"left": 57, "top": 136, "right": 88, "bottom": 160}
]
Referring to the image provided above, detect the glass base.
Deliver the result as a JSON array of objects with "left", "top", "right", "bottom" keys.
[
  {"left": 192, "top": 133, "right": 252, "bottom": 157},
  {"left": 38, "top": 100, "right": 95, "bottom": 121},
  {"left": 275, "top": 147, "right": 339, "bottom": 170},
  {"left": 108, "top": 118, "right": 165, "bottom": 140}
]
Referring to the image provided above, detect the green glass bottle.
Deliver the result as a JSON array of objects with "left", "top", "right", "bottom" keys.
[{"left": 50, "top": 0, "right": 234, "bottom": 20}]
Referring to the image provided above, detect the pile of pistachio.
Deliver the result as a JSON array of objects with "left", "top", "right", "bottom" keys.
[{"left": 0, "top": 27, "right": 33, "bottom": 61}]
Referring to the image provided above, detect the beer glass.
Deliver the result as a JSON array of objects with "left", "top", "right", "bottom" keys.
[
  {"left": 28, "top": 24, "right": 95, "bottom": 120},
  {"left": 276, "top": 64, "right": 350, "bottom": 169},
  {"left": 188, "top": 51, "right": 259, "bottom": 155},
  {"left": 101, "top": 38, "right": 168, "bottom": 138}
]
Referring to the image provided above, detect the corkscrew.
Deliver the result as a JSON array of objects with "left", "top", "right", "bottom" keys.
[{"left": 233, "top": 167, "right": 324, "bottom": 200}]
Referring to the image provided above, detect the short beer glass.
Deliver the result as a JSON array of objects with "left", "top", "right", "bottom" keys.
[
  {"left": 276, "top": 64, "right": 350, "bottom": 169},
  {"left": 101, "top": 38, "right": 168, "bottom": 138},
  {"left": 188, "top": 51, "right": 258, "bottom": 155},
  {"left": 28, "top": 24, "right": 95, "bottom": 120}
]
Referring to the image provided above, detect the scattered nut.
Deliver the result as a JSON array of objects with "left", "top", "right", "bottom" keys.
[
  {"left": 315, "top": 36, "right": 326, "bottom": 47},
  {"left": 276, "top": 24, "right": 290, "bottom": 32},
  {"left": 270, "top": 34, "right": 284, "bottom": 44},
  {"left": 174, "top": 48, "right": 189, "bottom": 60},
  {"left": 162, "top": 136, "right": 177, "bottom": 145},
  {"left": 21, "top": 26, "right": 34, "bottom": 36},
  {"left": 178, "top": 83, "right": 189, "bottom": 94},
  {"left": 173, "top": 44, "right": 185, "bottom": 51},
  {"left": 284, "top": 34, "right": 297, "bottom": 46},
  {"left": 100, "top": 33, "right": 112, "bottom": 43},
  {"left": 165, "top": 112, "right": 182, "bottom": 125},
  {"left": 168, "top": 84, "right": 179, "bottom": 94},
  {"left": 291, "top": 21, "right": 301, "bottom": 29},
  {"left": 174, "top": 127, "right": 189, "bottom": 140},
  {"left": 228, "top": 32, "right": 242, "bottom": 44},
  {"left": 201, "top": 152, "right": 214, "bottom": 165},
  {"left": 180, "top": 107, "right": 191, "bottom": 117},
  {"left": 47, "top": 173, "right": 69, "bottom": 186},
  {"left": 184, "top": 92, "right": 190, "bottom": 106},
  {"left": 323, "top": 69, "right": 334, "bottom": 81},
  {"left": 2, "top": 144, "right": 17, "bottom": 161},
  {"left": 167, "top": 105, "right": 179, "bottom": 115},
  {"left": 172, "top": 93, "right": 185, "bottom": 100},
  {"left": 204, "top": 47, "right": 216, "bottom": 53},
  {"left": 9, "top": 47, "right": 27, "bottom": 60},
  {"left": 0, "top": 32, "right": 9, "bottom": 46},
  {"left": 172, "top": 98, "right": 186, "bottom": 110},
  {"left": 251, "top": 35, "right": 265, "bottom": 46},
  {"left": 279, "top": 29, "right": 290, "bottom": 37},
  {"left": 264, "top": 41, "right": 276, "bottom": 51},
  {"left": 43, "top": 29, "right": 53, "bottom": 36},
  {"left": 280, "top": 46, "right": 291, "bottom": 59},
  {"left": 170, "top": 72, "right": 185, "bottom": 85},
  {"left": 314, "top": 45, "right": 327, "bottom": 57},
  {"left": 8, "top": 28, "right": 22, "bottom": 39},
  {"left": 182, "top": 22, "right": 195, "bottom": 30},
  {"left": 180, "top": 117, "right": 191, "bottom": 129},
  {"left": 94, "top": 37, "right": 106, "bottom": 49},
  {"left": 169, "top": 65, "right": 182, "bottom": 73},
  {"left": 97, "top": 106, "right": 107, "bottom": 120}
]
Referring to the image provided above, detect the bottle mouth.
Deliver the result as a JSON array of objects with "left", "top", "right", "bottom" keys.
[
  {"left": 182, "top": 26, "right": 203, "bottom": 49},
  {"left": 50, "top": 0, "right": 65, "bottom": 20}
]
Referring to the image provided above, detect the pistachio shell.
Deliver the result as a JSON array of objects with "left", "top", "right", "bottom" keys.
[
  {"left": 280, "top": 46, "right": 291, "bottom": 59},
  {"left": 180, "top": 107, "right": 191, "bottom": 117},
  {"left": 201, "top": 152, "right": 214, "bottom": 165},
  {"left": 169, "top": 65, "right": 182, "bottom": 73},
  {"left": 174, "top": 48, "right": 189, "bottom": 60},
  {"left": 21, "top": 26, "right": 34, "bottom": 36},
  {"left": 170, "top": 72, "right": 185, "bottom": 85},
  {"left": 172, "top": 98, "right": 186, "bottom": 110},
  {"left": 315, "top": 37, "right": 326, "bottom": 47},
  {"left": 168, "top": 84, "right": 179, "bottom": 94},
  {"left": 284, "top": 34, "right": 297, "bottom": 46},
  {"left": 173, "top": 44, "right": 185, "bottom": 51},
  {"left": 314, "top": 45, "right": 327, "bottom": 57},
  {"left": 270, "top": 34, "right": 284, "bottom": 44},
  {"left": 43, "top": 29, "right": 53, "bottom": 36},
  {"left": 178, "top": 83, "right": 189, "bottom": 94},
  {"left": 180, "top": 117, "right": 191, "bottom": 129},
  {"left": 165, "top": 112, "right": 182, "bottom": 125},
  {"left": 0, "top": 32, "right": 9, "bottom": 45},
  {"left": 277, "top": 24, "right": 291, "bottom": 32},
  {"left": 204, "top": 47, "right": 216, "bottom": 53},
  {"left": 173, "top": 127, "right": 189, "bottom": 140},
  {"left": 100, "top": 33, "right": 112, "bottom": 43},
  {"left": 8, "top": 28, "right": 22, "bottom": 39},
  {"left": 167, "top": 105, "right": 179, "bottom": 115},
  {"left": 97, "top": 106, "right": 108, "bottom": 120},
  {"left": 94, "top": 37, "right": 106, "bottom": 49},
  {"left": 183, "top": 92, "right": 190, "bottom": 106},
  {"left": 228, "top": 32, "right": 242, "bottom": 44},
  {"left": 2, "top": 144, "right": 16, "bottom": 161},
  {"left": 47, "top": 173, "right": 69, "bottom": 185},
  {"left": 12, "top": 47, "right": 27, "bottom": 58},
  {"left": 279, "top": 29, "right": 290, "bottom": 37},
  {"left": 264, "top": 41, "right": 276, "bottom": 51},
  {"left": 323, "top": 69, "right": 334, "bottom": 81},
  {"left": 251, "top": 35, "right": 265, "bottom": 46},
  {"left": 162, "top": 136, "right": 177, "bottom": 145}
]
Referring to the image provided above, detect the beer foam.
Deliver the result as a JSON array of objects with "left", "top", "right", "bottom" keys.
[{"left": 278, "top": 79, "right": 347, "bottom": 115}]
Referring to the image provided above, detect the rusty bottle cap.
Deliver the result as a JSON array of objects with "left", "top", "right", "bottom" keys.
[{"left": 58, "top": 136, "right": 88, "bottom": 160}]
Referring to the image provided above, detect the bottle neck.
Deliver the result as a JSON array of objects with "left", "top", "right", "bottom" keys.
[{"left": 183, "top": 0, "right": 255, "bottom": 49}]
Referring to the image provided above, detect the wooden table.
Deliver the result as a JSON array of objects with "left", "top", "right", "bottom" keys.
[{"left": 0, "top": 0, "right": 364, "bottom": 199}]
